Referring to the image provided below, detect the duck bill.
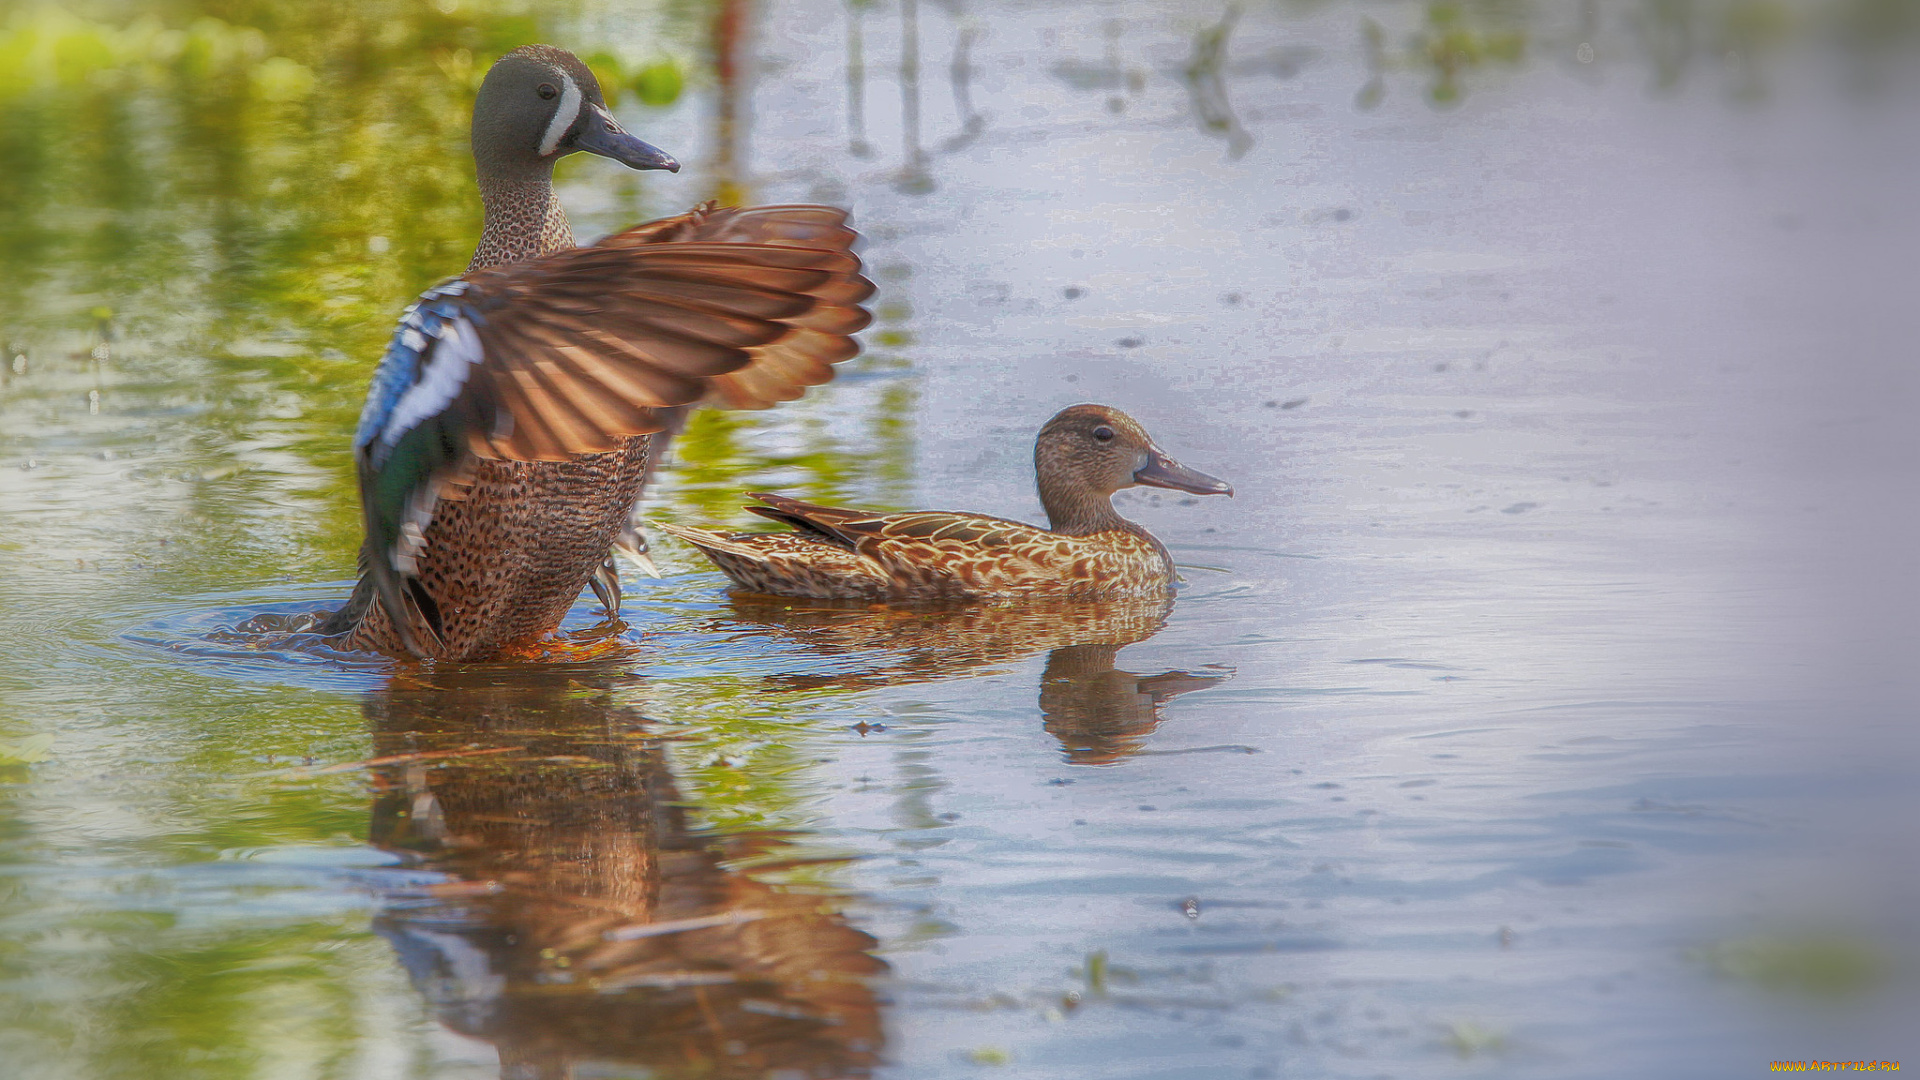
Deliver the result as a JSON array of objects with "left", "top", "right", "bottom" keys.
[
  {"left": 1134, "top": 449, "right": 1233, "bottom": 497},
  {"left": 574, "top": 103, "right": 679, "bottom": 172}
]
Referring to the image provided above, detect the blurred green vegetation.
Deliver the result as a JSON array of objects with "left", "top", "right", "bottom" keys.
[
  {"left": 0, "top": 3, "right": 912, "bottom": 1075},
  {"left": 0, "top": 0, "right": 913, "bottom": 583},
  {"left": 0, "top": 1, "right": 612, "bottom": 569},
  {"left": 1690, "top": 932, "right": 1893, "bottom": 998},
  {"left": 1416, "top": 2, "right": 1528, "bottom": 105},
  {"left": 1339, "top": 0, "right": 1920, "bottom": 108}
]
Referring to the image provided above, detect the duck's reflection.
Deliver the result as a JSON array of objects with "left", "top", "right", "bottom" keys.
[
  {"left": 1038, "top": 642, "right": 1231, "bottom": 765},
  {"left": 364, "top": 670, "right": 883, "bottom": 1079},
  {"left": 718, "top": 596, "right": 1232, "bottom": 763}
]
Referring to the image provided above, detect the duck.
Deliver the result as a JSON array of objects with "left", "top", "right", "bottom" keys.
[
  {"left": 654, "top": 404, "right": 1232, "bottom": 600},
  {"left": 318, "top": 45, "right": 873, "bottom": 660}
]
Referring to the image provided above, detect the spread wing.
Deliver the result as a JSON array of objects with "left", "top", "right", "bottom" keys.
[
  {"left": 347, "top": 205, "right": 873, "bottom": 652},
  {"left": 596, "top": 204, "right": 875, "bottom": 409}
]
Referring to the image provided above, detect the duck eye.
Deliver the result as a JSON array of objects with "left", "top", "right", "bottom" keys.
[
  {"left": 537, "top": 83, "right": 559, "bottom": 100},
  {"left": 1092, "top": 426, "right": 1115, "bottom": 442}
]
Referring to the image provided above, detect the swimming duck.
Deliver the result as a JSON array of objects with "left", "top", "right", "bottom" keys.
[
  {"left": 319, "top": 45, "right": 872, "bottom": 660},
  {"left": 654, "top": 404, "right": 1231, "bottom": 600}
]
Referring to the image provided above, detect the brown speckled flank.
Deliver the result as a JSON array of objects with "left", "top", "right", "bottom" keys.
[{"left": 661, "top": 514, "right": 1176, "bottom": 601}]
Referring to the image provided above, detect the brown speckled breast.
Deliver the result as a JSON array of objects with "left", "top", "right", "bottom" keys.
[
  {"left": 342, "top": 180, "right": 632, "bottom": 661},
  {"left": 344, "top": 436, "right": 650, "bottom": 659},
  {"left": 466, "top": 190, "right": 575, "bottom": 274}
]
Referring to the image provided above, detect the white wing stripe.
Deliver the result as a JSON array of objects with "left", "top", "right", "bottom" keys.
[{"left": 380, "top": 315, "right": 482, "bottom": 450}]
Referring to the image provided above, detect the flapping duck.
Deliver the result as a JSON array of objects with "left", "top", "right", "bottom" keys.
[{"left": 319, "top": 45, "right": 872, "bottom": 659}]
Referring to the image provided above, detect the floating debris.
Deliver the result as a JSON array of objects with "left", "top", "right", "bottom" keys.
[
  {"left": 1444, "top": 1020, "right": 1507, "bottom": 1058},
  {"left": 1689, "top": 933, "right": 1889, "bottom": 997}
]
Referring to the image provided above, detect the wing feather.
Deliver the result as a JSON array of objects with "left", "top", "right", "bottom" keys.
[
  {"left": 743, "top": 493, "right": 882, "bottom": 546},
  {"left": 590, "top": 205, "right": 875, "bottom": 411},
  {"left": 345, "top": 204, "right": 872, "bottom": 653}
]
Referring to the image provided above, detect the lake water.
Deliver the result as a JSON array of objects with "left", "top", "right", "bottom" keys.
[{"left": 2, "top": 2, "right": 1916, "bottom": 1077}]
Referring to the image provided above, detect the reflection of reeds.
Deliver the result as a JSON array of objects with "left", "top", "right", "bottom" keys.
[
  {"left": 1356, "top": 16, "right": 1388, "bottom": 108},
  {"left": 1184, "top": 7, "right": 1253, "bottom": 160},
  {"left": 1636, "top": 0, "right": 1697, "bottom": 91},
  {"left": 846, "top": 0, "right": 874, "bottom": 156},
  {"left": 895, "top": 0, "right": 935, "bottom": 193},
  {"left": 942, "top": 22, "right": 987, "bottom": 150},
  {"left": 1415, "top": 2, "right": 1528, "bottom": 106},
  {"left": 710, "top": 0, "right": 751, "bottom": 204}
]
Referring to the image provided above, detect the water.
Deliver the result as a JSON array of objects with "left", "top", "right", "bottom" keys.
[{"left": 2, "top": 1, "right": 1917, "bottom": 1077}]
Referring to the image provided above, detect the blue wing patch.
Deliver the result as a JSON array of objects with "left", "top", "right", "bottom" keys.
[
  {"left": 353, "top": 281, "right": 488, "bottom": 468},
  {"left": 351, "top": 280, "right": 496, "bottom": 654}
]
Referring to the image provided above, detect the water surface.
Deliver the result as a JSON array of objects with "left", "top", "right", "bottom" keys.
[{"left": 2, "top": 1, "right": 1917, "bottom": 1077}]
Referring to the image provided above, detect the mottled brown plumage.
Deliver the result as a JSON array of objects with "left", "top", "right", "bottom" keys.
[
  {"left": 656, "top": 405, "right": 1232, "bottom": 601},
  {"left": 325, "top": 45, "right": 871, "bottom": 660}
]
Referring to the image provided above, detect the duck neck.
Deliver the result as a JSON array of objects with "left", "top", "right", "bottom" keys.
[
  {"left": 469, "top": 166, "right": 576, "bottom": 271},
  {"left": 1041, "top": 481, "right": 1175, "bottom": 577},
  {"left": 1040, "top": 482, "right": 1130, "bottom": 537}
]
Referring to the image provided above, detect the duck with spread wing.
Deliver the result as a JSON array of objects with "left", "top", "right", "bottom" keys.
[{"left": 319, "top": 45, "right": 872, "bottom": 660}]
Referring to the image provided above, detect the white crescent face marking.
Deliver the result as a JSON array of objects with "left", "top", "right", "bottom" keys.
[{"left": 538, "top": 73, "right": 582, "bottom": 157}]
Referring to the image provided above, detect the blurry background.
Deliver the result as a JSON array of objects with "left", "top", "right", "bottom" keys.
[{"left": 0, "top": 1, "right": 1916, "bottom": 1077}]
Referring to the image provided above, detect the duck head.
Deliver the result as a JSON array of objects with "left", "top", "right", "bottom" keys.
[
  {"left": 1034, "top": 404, "right": 1232, "bottom": 534},
  {"left": 471, "top": 45, "right": 678, "bottom": 181}
]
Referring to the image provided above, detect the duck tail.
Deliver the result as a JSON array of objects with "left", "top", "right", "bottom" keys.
[{"left": 652, "top": 520, "right": 770, "bottom": 561}]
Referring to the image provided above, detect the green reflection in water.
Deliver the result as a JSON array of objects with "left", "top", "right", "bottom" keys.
[
  {"left": 0, "top": 685, "right": 394, "bottom": 1076},
  {"left": 1, "top": 0, "right": 1909, "bottom": 1076},
  {"left": 0, "top": 0, "right": 917, "bottom": 581},
  {"left": 6, "top": 918, "right": 402, "bottom": 1080},
  {"left": 0, "top": 1, "right": 916, "bottom": 1076}
]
